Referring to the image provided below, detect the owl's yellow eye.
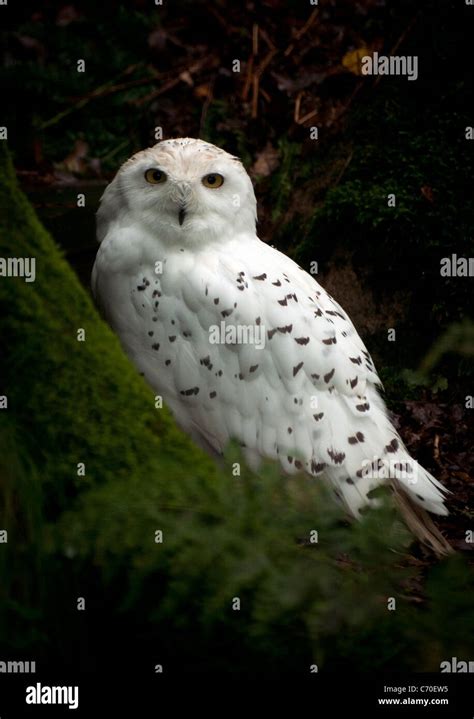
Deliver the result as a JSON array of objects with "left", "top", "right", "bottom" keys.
[
  {"left": 145, "top": 168, "right": 167, "bottom": 184},
  {"left": 202, "top": 173, "right": 224, "bottom": 188}
]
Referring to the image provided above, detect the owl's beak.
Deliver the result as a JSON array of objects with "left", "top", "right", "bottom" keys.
[{"left": 173, "top": 182, "right": 191, "bottom": 226}]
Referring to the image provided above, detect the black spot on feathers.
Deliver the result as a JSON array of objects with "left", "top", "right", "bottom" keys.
[{"left": 293, "top": 362, "right": 304, "bottom": 376}]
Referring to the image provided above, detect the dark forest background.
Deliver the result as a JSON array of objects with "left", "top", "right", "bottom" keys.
[{"left": 0, "top": 0, "right": 473, "bottom": 685}]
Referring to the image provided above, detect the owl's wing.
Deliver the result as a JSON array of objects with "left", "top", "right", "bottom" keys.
[
  {"left": 172, "top": 237, "right": 446, "bottom": 517},
  {"left": 92, "top": 231, "right": 446, "bottom": 518}
]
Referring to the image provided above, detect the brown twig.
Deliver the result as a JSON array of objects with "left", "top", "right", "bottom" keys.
[
  {"left": 242, "top": 54, "right": 254, "bottom": 102},
  {"left": 297, "top": 109, "right": 318, "bottom": 125},
  {"left": 134, "top": 56, "right": 219, "bottom": 107},
  {"left": 333, "top": 150, "right": 354, "bottom": 186},
  {"left": 208, "top": 5, "right": 240, "bottom": 35},
  {"left": 373, "top": 12, "right": 420, "bottom": 89},
  {"left": 251, "top": 75, "right": 260, "bottom": 118},
  {"left": 255, "top": 48, "right": 278, "bottom": 79},
  {"left": 133, "top": 77, "right": 182, "bottom": 107},
  {"left": 259, "top": 27, "right": 276, "bottom": 51},
  {"left": 252, "top": 23, "right": 259, "bottom": 56},
  {"left": 284, "top": 7, "right": 319, "bottom": 57},
  {"left": 294, "top": 92, "right": 302, "bottom": 123},
  {"left": 251, "top": 49, "right": 278, "bottom": 118},
  {"left": 294, "top": 91, "right": 318, "bottom": 125},
  {"left": 39, "top": 64, "right": 153, "bottom": 129},
  {"left": 199, "top": 75, "right": 216, "bottom": 136},
  {"left": 333, "top": 79, "right": 363, "bottom": 124}
]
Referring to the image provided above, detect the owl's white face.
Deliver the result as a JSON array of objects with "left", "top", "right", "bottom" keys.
[{"left": 97, "top": 138, "right": 258, "bottom": 247}]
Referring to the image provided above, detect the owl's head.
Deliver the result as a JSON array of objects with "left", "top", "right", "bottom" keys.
[{"left": 97, "top": 138, "right": 257, "bottom": 246}]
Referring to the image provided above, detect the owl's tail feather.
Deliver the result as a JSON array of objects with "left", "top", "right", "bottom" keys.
[{"left": 391, "top": 481, "right": 453, "bottom": 556}]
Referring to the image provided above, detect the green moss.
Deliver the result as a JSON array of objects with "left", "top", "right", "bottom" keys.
[
  {"left": 269, "top": 138, "right": 301, "bottom": 222},
  {"left": 0, "top": 143, "right": 216, "bottom": 491},
  {"left": 0, "top": 139, "right": 219, "bottom": 642}
]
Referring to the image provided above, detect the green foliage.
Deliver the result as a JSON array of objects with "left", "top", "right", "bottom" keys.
[
  {"left": 380, "top": 320, "right": 474, "bottom": 400},
  {"left": 0, "top": 140, "right": 219, "bottom": 646},
  {"left": 294, "top": 96, "right": 473, "bottom": 278},
  {"left": 270, "top": 138, "right": 301, "bottom": 222},
  {"left": 419, "top": 320, "right": 474, "bottom": 373},
  {"left": 55, "top": 446, "right": 411, "bottom": 661}
]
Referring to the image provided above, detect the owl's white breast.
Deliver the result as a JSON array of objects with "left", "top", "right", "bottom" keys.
[
  {"left": 92, "top": 225, "right": 260, "bottom": 451},
  {"left": 93, "top": 221, "right": 448, "bottom": 519}
]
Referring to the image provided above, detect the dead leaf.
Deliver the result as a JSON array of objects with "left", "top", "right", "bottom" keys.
[
  {"left": 194, "top": 83, "right": 212, "bottom": 99},
  {"left": 179, "top": 70, "right": 194, "bottom": 87},
  {"left": 449, "top": 470, "right": 472, "bottom": 482},
  {"left": 251, "top": 143, "right": 280, "bottom": 177},
  {"left": 14, "top": 34, "right": 46, "bottom": 61},
  {"left": 56, "top": 5, "right": 81, "bottom": 27},
  {"left": 55, "top": 139, "right": 100, "bottom": 178},
  {"left": 342, "top": 47, "right": 371, "bottom": 75},
  {"left": 148, "top": 28, "right": 167, "bottom": 52},
  {"left": 406, "top": 401, "right": 443, "bottom": 427},
  {"left": 63, "top": 139, "right": 89, "bottom": 174},
  {"left": 271, "top": 69, "right": 331, "bottom": 94},
  {"left": 421, "top": 185, "right": 434, "bottom": 203}
]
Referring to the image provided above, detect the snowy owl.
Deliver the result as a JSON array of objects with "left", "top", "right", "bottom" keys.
[{"left": 92, "top": 137, "right": 450, "bottom": 552}]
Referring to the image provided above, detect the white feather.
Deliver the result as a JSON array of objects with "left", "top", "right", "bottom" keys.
[{"left": 93, "top": 138, "right": 448, "bottom": 519}]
